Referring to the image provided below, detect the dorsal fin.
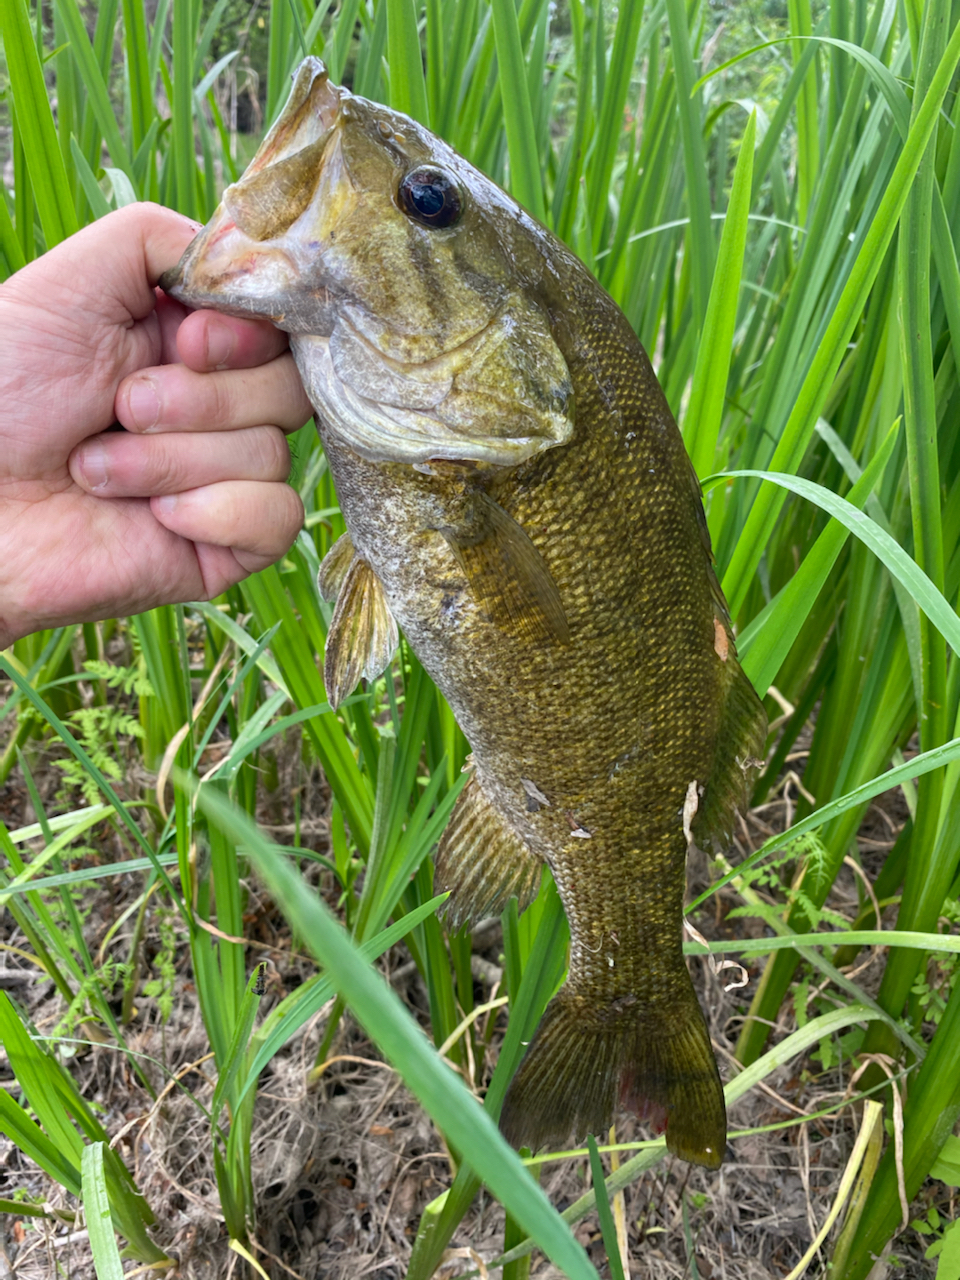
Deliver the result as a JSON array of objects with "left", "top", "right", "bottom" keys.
[
  {"left": 435, "top": 767, "right": 542, "bottom": 930},
  {"left": 693, "top": 617, "right": 767, "bottom": 850},
  {"left": 683, "top": 452, "right": 767, "bottom": 845},
  {"left": 440, "top": 492, "right": 570, "bottom": 645},
  {"left": 323, "top": 554, "right": 398, "bottom": 709}
]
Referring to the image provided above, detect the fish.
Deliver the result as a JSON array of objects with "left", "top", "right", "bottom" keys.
[{"left": 161, "top": 57, "right": 767, "bottom": 1168}]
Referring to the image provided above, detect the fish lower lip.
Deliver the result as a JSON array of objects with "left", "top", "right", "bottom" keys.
[{"left": 159, "top": 263, "right": 183, "bottom": 293}]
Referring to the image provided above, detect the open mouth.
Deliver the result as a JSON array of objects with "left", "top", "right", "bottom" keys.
[{"left": 159, "top": 57, "right": 344, "bottom": 320}]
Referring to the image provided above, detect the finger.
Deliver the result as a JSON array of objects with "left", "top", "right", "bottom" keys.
[
  {"left": 116, "top": 352, "right": 313, "bottom": 434},
  {"left": 150, "top": 480, "right": 304, "bottom": 566},
  {"left": 40, "top": 203, "right": 203, "bottom": 324},
  {"left": 69, "top": 425, "right": 291, "bottom": 496},
  {"left": 176, "top": 309, "right": 290, "bottom": 372},
  {"left": 155, "top": 291, "right": 189, "bottom": 365}
]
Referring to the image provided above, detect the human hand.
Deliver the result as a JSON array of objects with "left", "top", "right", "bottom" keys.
[{"left": 0, "top": 202, "right": 312, "bottom": 650}]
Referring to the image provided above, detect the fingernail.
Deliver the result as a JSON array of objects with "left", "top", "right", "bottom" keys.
[
  {"left": 77, "top": 441, "right": 109, "bottom": 491},
  {"left": 157, "top": 494, "right": 179, "bottom": 514},
  {"left": 206, "top": 320, "right": 235, "bottom": 369},
  {"left": 127, "top": 377, "right": 160, "bottom": 431}
]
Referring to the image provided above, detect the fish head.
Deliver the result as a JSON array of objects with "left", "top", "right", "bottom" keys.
[{"left": 161, "top": 57, "right": 575, "bottom": 467}]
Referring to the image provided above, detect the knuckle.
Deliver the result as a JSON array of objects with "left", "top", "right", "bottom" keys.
[
  {"left": 148, "top": 441, "right": 188, "bottom": 493},
  {"left": 208, "top": 374, "right": 235, "bottom": 428},
  {"left": 256, "top": 427, "right": 291, "bottom": 480}
]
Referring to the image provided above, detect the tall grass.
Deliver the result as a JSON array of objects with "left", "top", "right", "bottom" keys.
[{"left": 1, "top": 0, "right": 960, "bottom": 1276}]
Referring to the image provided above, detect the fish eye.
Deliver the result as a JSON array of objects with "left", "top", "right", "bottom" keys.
[{"left": 398, "top": 168, "right": 462, "bottom": 228}]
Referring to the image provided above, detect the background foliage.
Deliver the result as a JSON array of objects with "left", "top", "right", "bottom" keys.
[{"left": 2, "top": 0, "right": 960, "bottom": 1276}]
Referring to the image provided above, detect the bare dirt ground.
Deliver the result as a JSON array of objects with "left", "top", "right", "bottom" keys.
[{"left": 0, "top": 726, "right": 951, "bottom": 1280}]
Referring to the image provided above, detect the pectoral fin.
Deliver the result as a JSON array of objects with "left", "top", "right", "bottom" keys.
[
  {"left": 323, "top": 554, "right": 398, "bottom": 709},
  {"left": 318, "top": 531, "right": 356, "bottom": 601},
  {"left": 441, "top": 492, "right": 570, "bottom": 645}
]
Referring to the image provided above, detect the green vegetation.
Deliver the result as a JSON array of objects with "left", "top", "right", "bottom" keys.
[{"left": 1, "top": 0, "right": 960, "bottom": 1276}]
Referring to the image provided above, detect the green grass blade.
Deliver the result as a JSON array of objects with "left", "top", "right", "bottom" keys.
[
  {"left": 587, "top": 1135, "right": 626, "bottom": 1280},
  {"left": 835, "top": 973, "right": 960, "bottom": 1280},
  {"left": 857, "top": 0, "right": 952, "bottom": 1055},
  {"left": 387, "top": 0, "right": 430, "bottom": 124},
  {"left": 406, "top": 880, "right": 568, "bottom": 1279},
  {"left": 148, "top": 0, "right": 172, "bottom": 101},
  {"left": 711, "top": 469, "right": 960, "bottom": 660},
  {"left": 0, "top": 189, "right": 26, "bottom": 276},
  {"left": 81, "top": 1145, "right": 124, "bottom": 1280},
  {"left": 0, "top": 655, "right": 179, "bottom": 900},
  {"left": 664, "top": 0, "right": 713, "bottom": 327},
  {"left": 788, "top": 0, "right": 819, "bottom": 224},
  {"left": 688, "top": 733, "right": 960, "bottom": 910},
  {"left": 210, "top": 965, "right": 265, "bottom": 1125},
  {"left": 191, "top": 782, "right": 598, "bottom": 1280},
  {"left": 737, "top": 421, "right": 899, "bottom": 696},
  {"left": 121, "top": 0, "right": 153, "bottom": 152},
  {"left": 1, "top": 0, "right": 79, "bottom": 246},
  {"left": 238, "top": 894, "right": 447, "bottom": 1109},
  {"left": 585, "top": 0, "right": 645, "bottom": 251},
  {"left": 0, "top": 992, "right": 88, "bottom": 1164},
  {"left": 0, "top": 804, "right": 113, "bottom": 906},
  {"left": 189, "top": 601, "right": 290, "bottom": 695},
  {"left": 0, "top": 1088, "right": 81, "bottom": 1195},
  {"left": 683, "top": 110, "right": 756, "bottom": 479},
  {"left": 69, "top": 137, "right": 112, "bottom": 220},
  {"left": 239, "top": 566, "right": 374, "bottom": 853},
  {"left": 685, "top": 930, "right": 960, "bottom": 960},
  {"left": 489, "top": 0, "right": 546, "bottom": 223},
  {"left": 171, "top": 0, "right": 198, "bottom": 217}
]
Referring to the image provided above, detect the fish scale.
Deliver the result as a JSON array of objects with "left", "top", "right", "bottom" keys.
[{"left": 161, "top": 56, "right": 767, "bottom": 1167}]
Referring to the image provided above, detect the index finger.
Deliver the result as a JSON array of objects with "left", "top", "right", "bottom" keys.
[{"left": 175, "top": 308, "right": 290, "bottom": 372}]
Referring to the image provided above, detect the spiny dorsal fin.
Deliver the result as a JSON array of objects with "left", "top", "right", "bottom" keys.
[
  {"left": 318, "top": 531, "right": 356, "bottom": 601},
  {"left": 323, "top": 555, "right": 398, "bottom": 709},
  {"left": 441, "top": 492, "right": 570, "bottom": 645},
  {"left": 435, "top": 767, "right": 542, "bottom": 930}
]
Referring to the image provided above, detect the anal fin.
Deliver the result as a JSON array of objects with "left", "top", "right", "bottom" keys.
[
  {"left": 435, "top": 768, "right": 542, "bottom": 929},
  {"left": 323, "top": 552, "right": 399, "bottom": 709}
]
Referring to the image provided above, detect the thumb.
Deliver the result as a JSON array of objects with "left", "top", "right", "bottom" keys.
[{"left": 8, "top": 203, "right": 203, "bottom": 326}]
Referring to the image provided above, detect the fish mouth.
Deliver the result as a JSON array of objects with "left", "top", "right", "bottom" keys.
[{"left": 159, "top": 57, "right": 344, "bottom": 331}]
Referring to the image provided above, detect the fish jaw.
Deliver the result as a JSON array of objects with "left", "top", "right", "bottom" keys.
[
  {"left": 159, "top": 58, "right": 345, "bottom": 332},
  {"left": 160, "top": 55, "right": 575, "bottom": 468}
]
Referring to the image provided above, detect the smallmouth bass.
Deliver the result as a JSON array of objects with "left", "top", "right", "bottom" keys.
[{"left": 162, "top": 59, "right": 767, "bottom": 1168}]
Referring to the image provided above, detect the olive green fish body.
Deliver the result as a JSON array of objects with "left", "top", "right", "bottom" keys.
[{"left": 162, "top": 58, "right": 767, "bottom": 1168}]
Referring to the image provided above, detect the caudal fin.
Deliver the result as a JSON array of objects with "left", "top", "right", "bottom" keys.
[{"left": 500, "top": 978, "right": 725, "bottom": 1168}]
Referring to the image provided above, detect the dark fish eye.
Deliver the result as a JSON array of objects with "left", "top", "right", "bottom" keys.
[{"left": 398, "top": 168, "right": 462, "bottom": 228}]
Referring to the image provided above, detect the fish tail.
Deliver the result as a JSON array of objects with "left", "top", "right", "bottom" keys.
[{"left": 500, "top": 977, "right": 725, "bottom": 1168}]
